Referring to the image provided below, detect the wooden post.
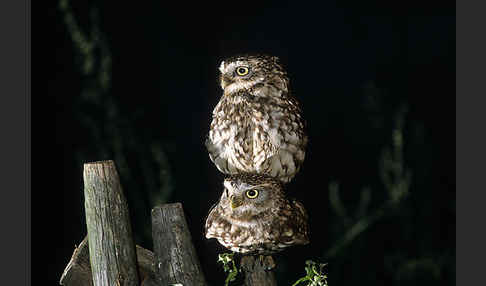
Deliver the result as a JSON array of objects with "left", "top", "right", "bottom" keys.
[
  {"left": 151, "top": 203, "right": 207, "bottom": 286},
  {"left": 84, "top": 160, "right": 140, "bottom": 286},
  {"left": 241, "top": 256, "right": 277, "bottom": 286}
]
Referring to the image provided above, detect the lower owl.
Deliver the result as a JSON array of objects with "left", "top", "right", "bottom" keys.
[{"left": 205, "top": 174, "right": 309, "bottom": 255}]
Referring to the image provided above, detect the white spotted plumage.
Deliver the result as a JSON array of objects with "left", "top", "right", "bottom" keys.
[{"left": 206, "top": 54, "right": 308, "bottom": 183}]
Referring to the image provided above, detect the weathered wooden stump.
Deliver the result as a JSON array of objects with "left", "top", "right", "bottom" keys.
[
  {"left": 59, "top": 236, "right": 158, "bottom": 286},
  {"left": 59, "top": 237, "right": 92, "bottom": 286},
  {"left": 241, "top": 255, "right": 277, "bottom": 286},
  {"left": 151, "top": 203, "right": 207, "bottom": 286},
  {"left": 83, "top": 160, "right": 140, "bottom": 286}
]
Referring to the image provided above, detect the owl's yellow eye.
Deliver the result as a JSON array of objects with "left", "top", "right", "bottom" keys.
[
  {"left": 246, "top": 189, "right": 259, "bottom": 199},
  {"left": 236, "top": 66, "right": 249, "bottom": 76}
]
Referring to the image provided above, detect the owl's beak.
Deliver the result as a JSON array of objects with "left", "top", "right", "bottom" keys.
[
  {"left": 220, "top": 74, "right": 226, "bottom": 89},
  {"left": 230, "top": 195, "right": 243, "bottom": 209},
  {"left": 221, "top": 75, "right": 233, "bottom": 90}
]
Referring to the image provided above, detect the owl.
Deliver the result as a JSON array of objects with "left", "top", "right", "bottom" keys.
[
  {"left": 205, "top": 54, "right": 308, "bottom": 183},
  {"left": 205, "top": 174, "right": 310, "bottom": 255}
]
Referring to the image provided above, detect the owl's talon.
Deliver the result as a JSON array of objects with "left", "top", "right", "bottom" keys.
[
  {"left": 263, "top": 255, "right": 276, "bottom": 271},
  {"left": 240, "top": 255, "right": 253, "bottom": 271}
]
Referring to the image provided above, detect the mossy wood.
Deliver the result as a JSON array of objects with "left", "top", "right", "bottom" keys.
[
  {"left": 83, "top": 160, "right": 140, "bottom": 286},
  {"left": 151, "top": 203, "right": 207, "bottom": 286}
]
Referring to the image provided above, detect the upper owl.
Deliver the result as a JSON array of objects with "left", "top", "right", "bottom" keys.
[{"left": 206, "top": 54, "right": 308, "bottom": 183}]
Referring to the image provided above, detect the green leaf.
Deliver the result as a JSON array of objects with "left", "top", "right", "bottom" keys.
[
  {"left": 292, "top": 260, "right": 328, "bottom": 286},
  {"left": 217, "top": 253, "right": 239, "bottom": 286}
]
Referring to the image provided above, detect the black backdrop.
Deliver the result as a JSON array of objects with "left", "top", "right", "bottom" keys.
[{"left": 38, "top": 0, "right": 455, "bottom": 285}]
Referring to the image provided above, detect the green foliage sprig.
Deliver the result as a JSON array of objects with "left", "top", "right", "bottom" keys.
[
  {"left": 218, "top": 253, "right": 239, "bottom": 286},
  {"left": 292, "top": 260, "right": 328, "bottom": 286}
]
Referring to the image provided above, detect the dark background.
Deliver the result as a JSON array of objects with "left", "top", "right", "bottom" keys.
[{"left": 38, "top": 0, "right": 455, "bottom": 285}]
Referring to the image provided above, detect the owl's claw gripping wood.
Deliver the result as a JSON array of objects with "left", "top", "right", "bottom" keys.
[
  {"left": 262, "top": 255, "right": 276, "bottom": 271},
  {"left": 240, "top": 255, "right": 254, "bottom": 271},
  {"left": 258, "top": 254, "right": 264, "bottom": 264},
  {"left": 240, "top": 255, "right": 278, "bottom": 285},
  {"left": 241, "top": 255, "right": 275, "bottom": 272}
]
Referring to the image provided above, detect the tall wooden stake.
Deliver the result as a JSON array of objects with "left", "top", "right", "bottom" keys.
[{"left": 84, "top": 160, "right": 140, "bottom": 286}]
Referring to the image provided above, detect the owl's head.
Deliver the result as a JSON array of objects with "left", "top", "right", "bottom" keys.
[
  {"left": 218, "top": 54, "right": 289, "bottom": 94},
  {"left": 219, "top": 174, "right": 285, "bottom": 220}
]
